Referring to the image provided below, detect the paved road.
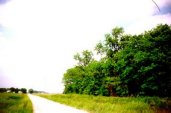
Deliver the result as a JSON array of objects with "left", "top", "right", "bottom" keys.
[{"left": 28, "top": 94, "right": 88, "bottom": 113}]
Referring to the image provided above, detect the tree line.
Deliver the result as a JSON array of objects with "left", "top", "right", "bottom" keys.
[
  {"left": 0, "top": 87, "right": 46, "bottom": 94},
  {"left": 63, "top": 24, "right": 171, "bottom": 97},
  {"left": 0, "top": 87, "right": 28, "bottom": 93}
]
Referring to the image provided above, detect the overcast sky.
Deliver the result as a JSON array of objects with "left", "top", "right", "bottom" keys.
[{"left": 0, "top": 0, "right": 171, "bottom": 93}]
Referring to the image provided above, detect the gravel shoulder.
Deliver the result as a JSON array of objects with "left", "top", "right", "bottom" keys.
[{"left": 28, "top": 94, "right": 88, "bottom": 113}]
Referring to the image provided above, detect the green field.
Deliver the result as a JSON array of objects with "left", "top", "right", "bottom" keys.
[
  {"left": 37, "top": 94, "right": 170, "bottom": 113},
  {"left": 0, "top": 93, "right": 33, "bottom": 113}
]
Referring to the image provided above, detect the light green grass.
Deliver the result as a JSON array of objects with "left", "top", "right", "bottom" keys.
[
  {"left": 37, "top": 94, "right": 163, "bottom": 113},
  {"left": 0, "top": 93, "right": 33, "bottom": 113}
]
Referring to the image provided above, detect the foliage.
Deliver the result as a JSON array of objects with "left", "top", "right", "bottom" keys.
[
  {"left": 10, "top": 87, "right": 16, "bottom": 93},
  {"left": 28, "top": 89, "right": 34, "bottom": 94},
  {"left": 0, "top": 93, "right": 33, "bottom": 113},
  {"left": 74, "top": 50, "right": 94, "bottom": 66},
  {"left": 114, "top": 24, "right": 171, "bottom": 96},
  {"left": 63, "top": 24, "right": 171, "bottom": 97},
  {"left": 21, "top": 88, "right": 27, "bottom": 93},
  {"left": 0, "top": 87, "right": 29, "bottom": 93},
  {"left": 0, "top": 88, "right": 7, "bottom": 93}
]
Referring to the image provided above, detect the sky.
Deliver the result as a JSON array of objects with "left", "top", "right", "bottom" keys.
[{"left": 0, "top": 0, "right": 171, "bottom": 93}]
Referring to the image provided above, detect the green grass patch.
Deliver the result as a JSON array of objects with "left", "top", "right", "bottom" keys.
[
  {"left": 0, "top": 93, "right": 33, "bottom": 113},
  {"left": 37, "top": 94, "right": 170, "bottom": 113}
]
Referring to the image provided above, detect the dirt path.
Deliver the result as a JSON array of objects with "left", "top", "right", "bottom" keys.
[{"left": 28, "top": 94, "right": 88, "bottom": 113}]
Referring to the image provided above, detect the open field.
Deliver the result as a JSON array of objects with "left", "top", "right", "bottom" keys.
[
  {"left": 0, "top": 93, "right": 33, "bottom": 113},
  {"left": 37, "top": 94, "right": 170, "bottom": 113}
]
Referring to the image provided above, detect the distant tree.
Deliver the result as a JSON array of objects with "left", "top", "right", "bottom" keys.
[
  {"left": 14, "top": 88, "right": 19, "bottom": 93},
  {"left": 0, "top": 88, "right": 7, "bottom": 93},
  {"left": 28, "top": 89, "right": 34, "bottom": 94},
  {"left": 10, "top": 87, "right": 15, "bottom": 93},
  {"left": 21, "top": 88, "right": 27, "bottom": 93}
]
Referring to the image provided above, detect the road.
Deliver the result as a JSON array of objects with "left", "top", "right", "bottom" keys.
[{"left": 28, "top": 94, "right": 88, "bottom": 113}]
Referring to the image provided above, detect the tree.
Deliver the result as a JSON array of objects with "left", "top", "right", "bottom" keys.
[
  {"left": 63, "top": 66, "right": 85, "bottom": 94},
  {"left": 63, "top": 24, "right": 171, "bottom": 97},
  {"left": 28, "top": 89, "right": 34, "bottom": 94},
  {"left": 0, "top": 88, "right": 7, "bottom": 93},
  {"left": 21, "top": 88, "right": 27, "bottom": 93},
  {"left": 14, "top": 88, "right": 19, "bottom": 93},
  {"left": 10, "top": 87, "right": 15, "bottom": 93},
  {"left": 74, "top": 50, "right": 94, "bottom": 67},
  {"left": 114, "top": 24, "right": 171, "bottom": 96}
]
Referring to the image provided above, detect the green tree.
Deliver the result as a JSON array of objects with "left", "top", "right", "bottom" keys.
[
  {"left": 14, "top": 88, "right": 19, "bottom": 93},
  {"left": 74, "top": 50, "right": 94, "bottom": 66},
  {"left": 115, "top": 24, "right": 171, "bottom": 96},
  {"left": 63, "top": 66, "right": 85, "bottom": 94},
  {"left": 0, "top": 88, "right": 7, "bottom": 93},
  {"left": 21, "top": 88, "right": 27, "bottom": 94},
  {"left": 28, "top": 89, "right": 34, "bottom": 94},
  {"left": 10, "top": 87, "right": 15, "bottom": 93},
  {"left": 63, "top": 24, "right": 171, "bottom": 97}
]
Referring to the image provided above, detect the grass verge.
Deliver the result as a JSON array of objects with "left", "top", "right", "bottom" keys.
[
  {"left": 0, "top": 93, "right": 33, "bottom": 113},
  {"left": 37, "top": 94, "right": 170, "bottom": 113}
]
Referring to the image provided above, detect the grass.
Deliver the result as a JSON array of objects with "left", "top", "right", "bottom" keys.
[
  {"left": 37, "top": 94, "right": 170, "bottom": 113},
  {"left": 0, "top": 93, "right": 33, "bottom": 113}
]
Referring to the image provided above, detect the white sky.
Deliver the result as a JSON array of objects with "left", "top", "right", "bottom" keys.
[{"left": 0, "top": 0, "right": 171, "bottom": 93}]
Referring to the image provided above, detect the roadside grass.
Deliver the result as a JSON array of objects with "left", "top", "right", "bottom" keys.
[
  {"left": 0, "top": 93, "right": 33, "bottom": 113},
  {"left": 37, "top": 94, "right": 170, "bottom": 113}
]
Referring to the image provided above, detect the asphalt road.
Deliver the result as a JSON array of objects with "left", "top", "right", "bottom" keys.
[{"left": 28, "top": 94, "right": 88, "bottom": 113}]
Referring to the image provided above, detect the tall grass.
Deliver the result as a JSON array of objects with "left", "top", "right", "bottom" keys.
[
  {"left": 0, "top": 93, "right": 33, "bottom": 113},
  {"left": 37, "top": 94, "right": 165, "bottom": 113}
]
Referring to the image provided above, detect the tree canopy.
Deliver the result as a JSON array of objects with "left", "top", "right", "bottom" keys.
[{"left": 63, "top": 24, "right": 171, "bottom": 97}]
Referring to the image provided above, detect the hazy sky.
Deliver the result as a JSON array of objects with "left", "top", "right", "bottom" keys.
[{"left": 0, "top": 0, "right": 171, "bottom": 93}]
